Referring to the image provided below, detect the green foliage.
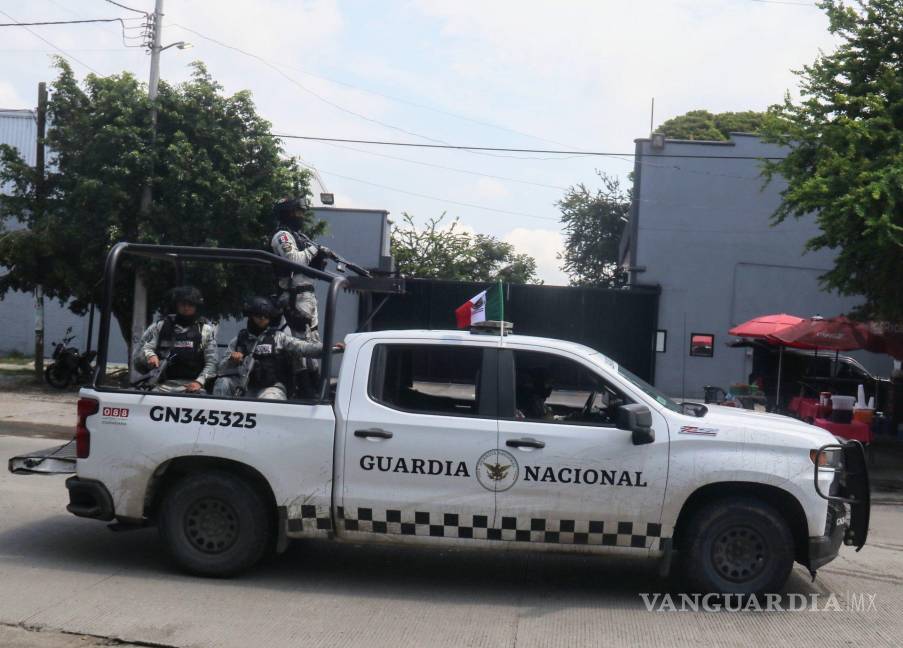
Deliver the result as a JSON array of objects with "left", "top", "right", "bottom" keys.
[
  {"left": 763, "top": 0, "right": 903, "bottom": 322},
  {"left": 390, "top": 212, "right": 539, "bottom": 284},
  {"left": 557, "top": 172, "right": 628, "bottom": 288},
  {"left": 0, "top": 59, "right": 317, "bottom": 343},
  {"left": 657, "top": 109, "right": 767, "bottom": 141}
]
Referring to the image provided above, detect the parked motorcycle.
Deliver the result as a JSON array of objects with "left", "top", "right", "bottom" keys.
[{"left": 44, "top": 327, "right": 97, "bottom": 389}]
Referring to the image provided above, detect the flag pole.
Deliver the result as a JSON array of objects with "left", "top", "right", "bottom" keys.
[{"left": 498, "top": 279, "right": 505, "bottom": 346}]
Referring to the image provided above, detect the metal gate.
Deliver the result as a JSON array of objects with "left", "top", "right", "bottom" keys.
[{"left": 361, "top": 279, "right": 661, "bottom": 382}]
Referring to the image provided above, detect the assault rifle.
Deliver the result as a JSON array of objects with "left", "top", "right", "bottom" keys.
[
  {"left": 235, "top": 353, "right": 256, "bottom": 397},
  {"left": 294, "top": 230, "right": 371, "bottom": 278},
  {"left": 132, "top": 352, "right": 175, "bottom": 390}
]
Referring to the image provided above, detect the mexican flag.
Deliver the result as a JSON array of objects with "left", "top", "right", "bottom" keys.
[{"left": 455, "top": 284, "right": 504, "bottom": 328}]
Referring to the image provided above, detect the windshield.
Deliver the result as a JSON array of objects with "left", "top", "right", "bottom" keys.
[{"left": 617, "top": 365, "right": 683, "bottom": 413}]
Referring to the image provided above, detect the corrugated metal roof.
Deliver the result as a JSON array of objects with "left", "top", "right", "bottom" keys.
[{"left": 0, "top": 109, "right": 37, "bottom": 167}]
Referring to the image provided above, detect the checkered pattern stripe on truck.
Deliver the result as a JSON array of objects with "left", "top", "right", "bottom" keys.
[{"left": 334, "top": 506, "right": 668, "bottom": 549}]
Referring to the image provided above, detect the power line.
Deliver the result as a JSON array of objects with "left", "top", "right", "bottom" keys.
[
  {"left": 0, "top": 18, "right": 136, "bottom": 27},
  {"left": 297, "top": 162, "right": 559, "bottom": 222},
  {"left": 168, "top": 23, "right": 584, "bottom": 161},
  {"left": 104, "top": 0, "right": 149, "bottom": 15},
  {"left": 309, "top": 138, "right": 569, "bottom": 191},
  {"left": 276, "top": 133, "right": 787, "bottom": 160},
  {"left": 0, "top": 9, "right": 99, "bottom": 73}
]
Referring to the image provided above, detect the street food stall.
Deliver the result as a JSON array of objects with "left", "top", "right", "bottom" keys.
[{"left": 723, "top": 314, "right": 903, "bottom": 444}]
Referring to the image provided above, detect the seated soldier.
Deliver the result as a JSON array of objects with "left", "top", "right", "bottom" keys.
[
  {"left": 213, "top": 297, "right": 323, "bottom": 401},
  {"left": 133, "top": 286, "right": 218, "bottom": 393}
]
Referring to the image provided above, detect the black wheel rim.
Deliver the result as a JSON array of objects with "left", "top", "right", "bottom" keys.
[
  {"left": 711, "top": 525, "right": 768, "bottom": 583},
  {"left": 184, "top": 497, "right": 239, "bottom": 554}
]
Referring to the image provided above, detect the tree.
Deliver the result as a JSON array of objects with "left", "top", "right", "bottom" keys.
[
  {"left": 0, "top": 59, "right": 318, "bottom": 347},
  {"left": 657, "top": 109, "right": 767, "bottom": 141},
  {"left": 390, "top": 212, "right": 539, "bottom": 283},
  {"left": 557, "top": 172, "right": 628, "bottom": 288},
  {"left": 762, "top": 0, "right": 903, "bottom": 322}
]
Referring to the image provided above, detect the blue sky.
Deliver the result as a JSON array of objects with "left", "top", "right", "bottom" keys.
[{"left": 0, "top": 0, "right": 838, "bottom": 283}]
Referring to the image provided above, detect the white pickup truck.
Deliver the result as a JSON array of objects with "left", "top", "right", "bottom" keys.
[{"left": 10, "top": 243, "right": 870, "bottom": 595}]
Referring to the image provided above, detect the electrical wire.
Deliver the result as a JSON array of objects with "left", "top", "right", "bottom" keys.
[
  {"left": 276, "top": 134, "right": 787, "bottom": 160},
  {"left": 309, "top": 138, "right": 569, "bottom": 191},
  {"left": 0, "top": 9, "right": 98, "bottom": 73},
  {"left": 104, "top": 0, "right": 149, "bottom": 16},
  {"left": 168, "top": 23, "right": 588, "bottom": 161},
  {"left": 0, "top": 18, "right": 134, "bottom": 27},
  {"left": 297, "top": 161, "right": 559, "bottom": 222},
  {"left": 167, "top": 24, "right": 578, "bottom": 152}
]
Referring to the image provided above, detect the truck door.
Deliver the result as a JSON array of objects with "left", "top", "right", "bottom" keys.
[
  {"left": 338, "top": 340, "right": 499, "bottom": 543},
  {"left": 494, "top": 348, "right": 670, "bottom": 551}
]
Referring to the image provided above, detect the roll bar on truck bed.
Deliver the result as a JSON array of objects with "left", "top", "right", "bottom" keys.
[{"left": 94, "top": 242, "right": 404, "bottom": 402}]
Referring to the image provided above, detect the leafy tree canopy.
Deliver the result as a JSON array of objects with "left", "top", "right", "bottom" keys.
[
  {"left": 763, "top": 0, "right": 903, "bottom": 322},
  {"left": 390, "top": 212, "right": 539, "bottom": 284},
  {"left": 0, "top": 59, "right": 318, "bottom": 344},
  {"left": 657, "top": 109, "right": 767, "bottom": 141},
  {"left": 557, "top": 171, "right": 628, "bottom": 288}
]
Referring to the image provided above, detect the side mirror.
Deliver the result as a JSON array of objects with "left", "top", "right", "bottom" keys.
[{"left": 617, "top": 403, "right": 655, "bottom": 445}]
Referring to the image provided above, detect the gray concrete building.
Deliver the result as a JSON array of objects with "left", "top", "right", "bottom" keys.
[
  {"left": 1, "top": 107, "right": 391, "bottom": 363},
  {"left": 620, "top": 133, "right": 892, "bottom": 398}
]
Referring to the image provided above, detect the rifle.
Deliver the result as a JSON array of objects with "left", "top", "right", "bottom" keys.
[
  {"left": 235, "top": 353, "right": 256, "bottom": 397},
  {"left": 293, "top": 230, "right": 371, "bottom": 278},
  {"left": 234, "top": 335, "right": 262, "bottom": 397},
  {"left": 132, "top": 352, "right": 174, "bottom": 390}
]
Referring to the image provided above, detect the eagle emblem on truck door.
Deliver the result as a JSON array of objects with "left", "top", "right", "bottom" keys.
[
  {"left": 484, "top": 461, "right": 511, "bottom": 482},
  {"left": 476, "top": 449, "right": 519, "bottom": 492}
]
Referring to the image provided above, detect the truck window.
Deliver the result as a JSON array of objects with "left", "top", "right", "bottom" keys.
[
  {"left": 368, "top": 344, "right": 489, "bottom": 417},
  {"left": 510, "top": 350, "right": 630, "bottom": 426}
]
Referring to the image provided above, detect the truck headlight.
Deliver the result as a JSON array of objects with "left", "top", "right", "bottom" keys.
[{"left": 810, "top": 448, "right": 842, "bottom": 468}]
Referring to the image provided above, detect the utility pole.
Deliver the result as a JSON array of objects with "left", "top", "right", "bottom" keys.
[
  {"left": 130, "top": 0, "right": 164, "bottom": 370},
  {"left": 34, "top": 81, "right": 47, "bottom": 383}
]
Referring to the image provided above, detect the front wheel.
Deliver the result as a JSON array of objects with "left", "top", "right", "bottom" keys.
[
  {"left": 158, "top": 471, "right": 272, "bottom": 577},
  {"left": 44, "top": 363, "right": 71, "bottom": 389},
  {"left": 680, "top": 498, "right": 794, "bottom": 594}
]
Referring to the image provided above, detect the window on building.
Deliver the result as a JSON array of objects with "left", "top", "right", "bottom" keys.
[
  {"left": 369, "top": 344, "right": 486, "bottom": 417},
  {"left": 655, "top": 330, "right": 667, "bottom": 353},
  {"left": 690, "top": 333, "right": 714, "bottom": 358}
]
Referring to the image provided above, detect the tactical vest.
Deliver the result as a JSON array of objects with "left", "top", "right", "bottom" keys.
[
  {"left": 236, "top": 328, "right": 291, "bottom": 390},
  {"left": 272, "top": 228, "right": 329, "bottom": 278},
  {"left": 156, "top": 316, "right": 205, "bottom": 380}
]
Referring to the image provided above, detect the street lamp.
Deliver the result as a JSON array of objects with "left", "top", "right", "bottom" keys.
[{"left": 160, "top": 41, "right": 192, "bottom": 52}]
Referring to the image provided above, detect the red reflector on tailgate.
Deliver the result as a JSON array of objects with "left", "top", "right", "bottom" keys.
[{"left": 76, "top": 397, "right": 99, "bottom": 459}]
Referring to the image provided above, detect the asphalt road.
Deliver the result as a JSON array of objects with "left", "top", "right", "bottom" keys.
[{"left": 2, "top": 434, "right": 903, "bottom": 648}]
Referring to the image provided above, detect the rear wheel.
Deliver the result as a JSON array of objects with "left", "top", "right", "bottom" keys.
[
  {"left": 681, "top": 498, "right": 794, "bottom": 594},
  {"left": 44, "top": 363, "right": 71, "bottom": 389},
  {"left": 158, "top": 471, "right": 272, "bottom": 577}
]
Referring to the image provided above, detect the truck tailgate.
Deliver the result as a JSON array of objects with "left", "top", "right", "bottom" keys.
[{"left": 8, "top": 439, "right": 77, "bottom": 475}]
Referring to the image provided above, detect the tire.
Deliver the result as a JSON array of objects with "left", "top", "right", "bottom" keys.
[
  {"left": 44, "top": 363, "right": 71, "bottom": 389},
  {"left": 680, "top": 498, "right": 794, "bottom": 595},
  {"left": 158, "top": 471, "right": 272, "bottom": 577}
]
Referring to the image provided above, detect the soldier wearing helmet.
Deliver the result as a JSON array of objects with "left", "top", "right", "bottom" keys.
[
  {"left": 213, "top": 296, "right": 323, "bottom": 401},
  {"left": 133, "top": 286, "right": 218, "bottom": 393},
  {"left": 270, "top": 196, "right": 331, "bottom": 397}
]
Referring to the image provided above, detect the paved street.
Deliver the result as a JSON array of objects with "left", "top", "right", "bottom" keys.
[{"left": 2, "top": 433, "right": 903, "bottom": 648}]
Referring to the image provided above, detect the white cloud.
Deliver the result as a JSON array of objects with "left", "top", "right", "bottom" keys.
[
  {"left": 473, "top": 177, "right": 510, "bottom": 202},
  {"left": 0, "top": 81, "right": 26, "bottom": 109},
  {"left": 504, "top": 227, "right": 568, "bottom": 286}
]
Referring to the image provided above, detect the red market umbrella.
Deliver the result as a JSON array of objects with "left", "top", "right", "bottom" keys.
[
  {"left": 767, "top": 316, "right": 872, "bottom": 351},
  {"left": 729, "top": 313, "right": 803, "bottom": 339}
]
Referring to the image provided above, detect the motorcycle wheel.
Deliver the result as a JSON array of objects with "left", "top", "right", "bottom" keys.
[{"left": 44, "top": 363, "right": 71, "bottom": 389}]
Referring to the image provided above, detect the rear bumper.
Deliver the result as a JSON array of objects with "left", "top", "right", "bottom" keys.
[
  {"left": 65, "top": 477, "right": 115, "bottom": 521},
  {"left": 807, "top": 502, "right": 847, "bottom": 570}
]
